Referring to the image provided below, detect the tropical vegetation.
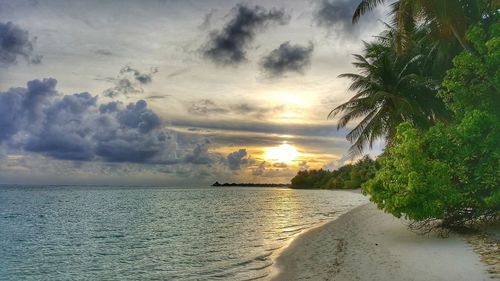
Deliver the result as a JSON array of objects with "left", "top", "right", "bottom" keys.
[
  {"left": 326, "top": 0, "right": 499, "bottom": 230},
  {"left": 290, "top": 156, "right": 378, "bottom": 189},
  {"left": 328, "top": 24, "right": 452, "bottom": 155}
]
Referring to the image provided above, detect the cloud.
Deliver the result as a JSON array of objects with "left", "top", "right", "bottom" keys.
[
  {"left": 25, "top": 92, "right": 98, "bottom": 161},
  {"left": 272, "top": 162, "right": 287, "bottom": 168},
  {"left": 94, "top": 49, "right": 112, "bottom": 56},
  {"left": 146, "top": 94, "right": 170, "bottom": 100},
  {"left": 198, "top": 9, "right": 218, "bottom": 31},
  {"left": 202, "top": 4, "right": 290, "bottom": 65},
  {"left": 0, "top": 78, "right": 57, "bottom": 142},
  {"left": 167, "top": 67, "right": 190, "bottom": 78},
  {"left": 232, "top": 103, "right": 284, "bottom": 117},
  {"left": 322, "top": 154, "right": 352, "bottom": 170},
  {"left": 0, "top": 78, "right": 178, "bottom": 163},
  {"left": 93, "top": 100, "right": 168, "bottom": 162},
  {"left": 251, "top": 161, "right": 295, "bottom": 178},
  {"left": 171, "top": 117, "right": 350, "bottom": 139},
  {"left": 184, "top": 140, "right": 220, "bottom": 165},
  {"left": 313, "top": 0, "right": 382, "bottom": 38},
  {"left": 187, "top": 99, "right": 284, "bottom": 118},
  {"left": 0, "top": 21, "right": 42, "bottom": 66},
  {"left": 227, "top": 148, "right": 248, "bottom": 170},
  {"left": 188, "top": 99, "right": 229, "bottom": 115},
  {"left": 252, "top": 161, "right": 266, "bottom": 176},
  {"left": 260, "top": 41, "right": 314, "bottom": 77},
  {"left": 103, "top": 65, "right": 158, "bottom": 98},
  {"left": 298, "top": 160, "right": 309, "bottom": 170},
  {"left": 120, "top": 65, "right": 157, "bottom": 84}
]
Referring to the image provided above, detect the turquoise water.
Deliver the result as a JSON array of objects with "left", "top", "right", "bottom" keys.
[{"left": 0, "top": 186, "right": 367, "bottom": 280}]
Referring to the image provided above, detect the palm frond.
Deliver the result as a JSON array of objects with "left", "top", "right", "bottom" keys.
[
  {"left": 352, "top": 0, "right": 387, "bottom": 24},
  {"left": 331, "top": 18, "right": 452, "bottom": 155}
]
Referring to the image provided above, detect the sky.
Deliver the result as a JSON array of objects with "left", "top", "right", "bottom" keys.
[{"left": 0, "top": 0, "right": 387, "bottom": 186}]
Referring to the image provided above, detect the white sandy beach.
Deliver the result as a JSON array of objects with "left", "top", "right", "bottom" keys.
[{"left": 271, "top": 203, "right": 494, "bottom": 281}]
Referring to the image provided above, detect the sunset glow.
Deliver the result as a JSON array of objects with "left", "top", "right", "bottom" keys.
[
  {"left": 0, "top": 0, "right": 385, "bottom": 185},
  {"left": 264, "top": 143, "right": 301, "bottom": 163}
]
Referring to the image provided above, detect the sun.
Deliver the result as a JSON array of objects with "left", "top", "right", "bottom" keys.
[{"left": 264, "top": 143, "right": 301, "bottom": 163}]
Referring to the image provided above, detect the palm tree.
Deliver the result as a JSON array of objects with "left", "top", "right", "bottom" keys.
[
  {"left": 352, "top": 0, "right": 487, "bottom": 52},
  {"left": 329, "top": 27, "right": 450, "bottom": 155}
]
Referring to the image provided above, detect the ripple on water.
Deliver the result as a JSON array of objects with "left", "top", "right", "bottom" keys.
[{"left": 0, "top": 186, "right": 368, "bottom": 281}]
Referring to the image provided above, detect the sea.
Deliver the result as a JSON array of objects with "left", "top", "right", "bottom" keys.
[{"left": 0, "top": 185, "right": 368, "bottom": 280}]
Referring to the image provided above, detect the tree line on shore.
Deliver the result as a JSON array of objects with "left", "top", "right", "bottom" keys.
[
  {"left": 298, "top": 0, "right": 499, "bottom": 230},
  {"left": 290, "top": 156, "right": 378, "bottom": 189}
]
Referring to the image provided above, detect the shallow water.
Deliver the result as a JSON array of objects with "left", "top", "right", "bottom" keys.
[{"left": 0, "top": 186, "right": 367, "bottom": 280}]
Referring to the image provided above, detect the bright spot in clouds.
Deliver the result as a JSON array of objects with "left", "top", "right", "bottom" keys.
[
  {"left": 264, "top": 143, "right": 301, "bottom": 163},
  {"left": 274, "top": 92, "right": 305, "bottom": 106}
]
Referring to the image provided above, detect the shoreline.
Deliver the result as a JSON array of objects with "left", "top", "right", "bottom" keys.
[{"left": 270, "top": 203, "right": 493, "bottom": 281}]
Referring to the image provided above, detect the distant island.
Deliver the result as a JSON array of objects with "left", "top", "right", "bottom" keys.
[{"left": 212, "top": 182, "right": 290, "bottom": 187}]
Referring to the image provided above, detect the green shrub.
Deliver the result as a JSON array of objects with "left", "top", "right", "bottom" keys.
[
  {"left": 363, "top": 19, "right": 500, "bottom": 229},
  {"left": 363, "top": 116, "right": 499, "bottom": 228}
]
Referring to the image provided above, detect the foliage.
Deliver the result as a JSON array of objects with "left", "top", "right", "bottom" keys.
[
  {"left": 363, "top": 116, "right": 499, "bottom": 227},
  {"left": 352, "top": 0, "right": 495, "bottom": 52},
  {"left": 290, "top": 156, "right": 378, "bottom": 189},
  {"left": 362, "top": 18, "right": 500, "bottom": 229},
  {"left": 440, "top": 17, "right": 500, "bottom": 118},
  {"left": 330, "top": 25, "right": 451, "bottom": 155}
]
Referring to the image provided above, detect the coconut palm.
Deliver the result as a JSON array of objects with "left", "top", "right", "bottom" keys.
[
  {"left": 352, "top": 0, "right": 488, "bottom": 52},
  {"left": 329, "top": 27, "right": 450, "bottom": 155}
]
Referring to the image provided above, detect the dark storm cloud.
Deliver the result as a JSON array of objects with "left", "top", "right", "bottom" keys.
[
  {"left": 0, "top": 78, "right": 236, "bottom": 169},
  {"left": 0, "top": 88, "right": 24, "bottom": 141},
  {"left": 93, "top": 100, "right": 168, "bottom": 163},
  {"left": 115, "top": 100, "right": 162, "bottom": 133},
  {"left": 227, "top": 149, "right": 248, "bottom": 170},
  {"left": 314, "top": 0, "right": 381, "bottom": 38},
  {"left": 22, "top": 78, "right": 58, "bottom": 122},
  {"left": 202, "top": 4, "right": 290, "bottom": 65},
  {"left": 0, "top": 21, "right": 42, "bottom": 66},
  {"left": 0, "top": 78, "right": 174, "bottom": 163},
  {"left": 103, "top": 66, "right": 158, "bottom": 98},
  {"left": 260, "top": 42, "right": 314, "bottom": 77},
  {"left": 25, "top": 92, "right": 98, "bottom": 161},
  {"left": 187, "top": 99, "right": 283, "bottom": 118},
  {"left": 0, "top": 78, "right": 56, "bottom": 142},
  {"left": 184, "top": 140, "right": 220, "bottom": 165}
]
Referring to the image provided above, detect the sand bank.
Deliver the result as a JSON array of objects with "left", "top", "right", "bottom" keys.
[{"left": 271, "top": 203, "right": 493, "bottom": 281}]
